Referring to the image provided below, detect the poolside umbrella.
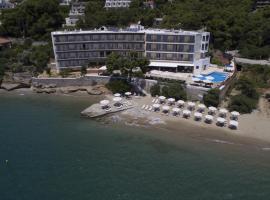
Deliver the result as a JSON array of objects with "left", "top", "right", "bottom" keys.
[
  {"left": 167, "top": 98, "right": 175, "bottom": 105},
  {"left": 159, "top": 96, "right": 166, "bottom": 103},
  {"left": 229, "top": 120, "right": 239, "bottom": 129},
  {"left": 100, "top": 100, "right": 110, "bottom": 108},
  {"left": 192, "top": 77, "right": 201, "bottom": 82},
  {"left": 113, "top": 97, "right": 122, "bottom": 107},
  {"left": 153, "top": 103, "right": 161, "bottom": 111},
  {"left": 194, "top": 112, "right": 203, "bottom": 121},
  {"left": 187, "top": 102, "right": 196, "bottom": 110},
  {"left": 177, "top": 100, "right": 185, "bottom": 107},
  {"left": 205, "top": 115, "right": 214, "bottom": 123},
  {"left": 125, "top": 92, "right": 132, "bottom": 97},
  {"left": 172, "top": 107, "right": 180, "bottom": 115},
  {"left": 217, "top": 117, "right": 226, "bottom": 126},
  {"left": 205, "top": 76, "right": 214, "bottom": 80},
  {"left": 114, "top": 93, "right": 121, "bottom": 97},
  {"left": 195, "top": 74, "right": 203, "bottom": 78},
  {"left": 203, "top": 79, "right": 213, "bottom": 84},
  {"left": 183, "top": 110, "right": 191, "bottom": 118},
  {"left": 197, "top": 104, "right": 206, "bottom": 112},
  {"left": 208, "top": 106, "right": 217, "bottom": 114},
  {"left": 231, "top": 111, "right": 240, "bottom": 120},
  {"left": 162, "top": 105, "right": 170, "bottom": 113},
  {"left": 219, "top": 108, "right": 228, "bottom": 116}
]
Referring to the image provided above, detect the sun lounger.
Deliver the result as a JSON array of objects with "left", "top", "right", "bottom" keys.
[
  {"left": 149, "top": 106, "right": 152, "bottom": 111},
  {"left": 141, "top": 104, "right": 146, "bottom": 109},
  {"left": 145, "top": 105, "right": 149, "bottom": 110},
  {"left": 152, "top": 99, "right": 156, "bottom": 103}
]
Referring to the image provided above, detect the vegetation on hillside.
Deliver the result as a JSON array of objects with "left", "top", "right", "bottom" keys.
[
  {"left": 105, "top": 79, "right": 132, "bottom": 94},
  {"left": 203, "top": 89, "right": 220, "bottom": 107}
]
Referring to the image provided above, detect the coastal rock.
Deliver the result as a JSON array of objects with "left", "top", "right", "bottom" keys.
[
  {"left": 59, "top": 86, "right": 86, "bottom": 94},
  {"left": 0, "top": 83, "right": 29, "bottom": 91},
  {"left": 33, "top": 88, "right": 56, "bottom": 94},
  {"left": 87, "top": 88, "right": 103, "bottom": 95}
]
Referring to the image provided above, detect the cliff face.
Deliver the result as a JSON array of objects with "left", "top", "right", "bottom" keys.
[{"left": 0, "top": 72, "right": 32, "bottom": 91}]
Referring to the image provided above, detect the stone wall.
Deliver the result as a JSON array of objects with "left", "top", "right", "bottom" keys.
[{"left": 32, "top": 76, "right": 112, "bottom": 87}]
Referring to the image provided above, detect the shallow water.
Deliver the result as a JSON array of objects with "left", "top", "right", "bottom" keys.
[{"left": 0, "top": 93, "right": 270, "bottom": 200}]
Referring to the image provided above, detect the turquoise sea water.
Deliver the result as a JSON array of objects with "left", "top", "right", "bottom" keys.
[{"left": 1, "top": 92, "right": 270, "bottom": 200}]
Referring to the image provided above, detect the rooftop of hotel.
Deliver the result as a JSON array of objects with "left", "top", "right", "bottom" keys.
[{"left": 52, "top": 25, "right": 209, "bottom": 36}]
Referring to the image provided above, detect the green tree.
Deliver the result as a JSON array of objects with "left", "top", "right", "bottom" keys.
[
  {"left": 161, "top": 82, "right": 187, "bottom": 100},
  {"left": 105, "top": 79, "right": 132, "bottom": 94},
  {"left": 228, "top": 94, "right": 257, "bottom": 113},
  {"left": 150, "top": 84, "right": 161, "bottom": 97},
  {"left": 80, "top": 66, "right": 87, "bottom": 76},
  {"left": 203, "top": 88, "right": 220, "bottom": 107}
]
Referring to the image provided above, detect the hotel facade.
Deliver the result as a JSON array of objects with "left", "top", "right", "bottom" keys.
[{"left": 51, "top": 25, "right": 210, "bottom": 75}]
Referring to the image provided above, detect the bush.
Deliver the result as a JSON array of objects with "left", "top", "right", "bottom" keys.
[
  {"left": 265, "top": 93, "right": 270, "bottom": 99},
  {"left": 150, "top": 84, "right": 160, "bottom": 97},
  {"left": 236, "top": 77, "right": 259, "bottom": 99},
  {"left": 80, "top": 66, "right": 87, "bottom": 76},
  {"left": 105, "top": 79, "right": 132, "bottom": 94},
  {"left": 59, "top": 69, "right": 71, "bottom": 78},
  {"left": 203, "top": 89, "right": 220, "bottom": 107},
  {"left": 228, "top": 95, "right": 257, "bottom": 114},
  {"left": 161, "top": 83, "right": 187, "bottom": 100}
]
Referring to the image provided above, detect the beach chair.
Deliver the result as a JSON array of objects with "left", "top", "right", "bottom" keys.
[
  {"left": 141, "top": 104, "right": 146, "bottom": 109},
  {"left": 145, "top": 105, "right": 149, "bottom": 110},
  {"left": 149, "top": 106, "right": 152, "bottom": 111},
  {"left": 152, "top": 99, "right": 156, "bottom": 103}
]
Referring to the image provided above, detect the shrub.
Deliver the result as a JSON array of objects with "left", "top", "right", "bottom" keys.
[
  {"left": 236, "top": 77, "right": 259, "bottom": 99},
  {"left": 150, "top": 84, "right": 160, "bottom": 97},
  {"left": 228, "top": 95, "right": 257, "bottom": 114},
  {"left": 203, "top": 88, "right": 220, "bottom": 107},
  {"left": 105, "top": 79, "right": 132, "bottom": 94},
  {"left": 80, "top": 66, "right": 87, "bottom": 76},
  {"left": 59, "top": 69, "right": 71, "bottom": 78},
  {"left": 161, "top": 83, "right": 187, "bottom": 100}
]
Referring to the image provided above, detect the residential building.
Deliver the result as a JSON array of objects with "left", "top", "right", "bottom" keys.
[
  {"left": 0, "top": 37, "right": 12, "bottom": 50},
  {"left": 105, "top": 0, "right": 132, "bottom": 8},
  {"left": 51, "top": 24, "right": 210, "bottom": 75},
  {"left": 255, "top": 0, "right": 270, "bottom": 8},
  {"left": 0, "top": 0, "right": 15, "bottom": 9},
  {"left": 60, "top": 0, "right": 72, "bottom": 6},
  {"left": 64, "top": 1, "right": 86, "bottom": 27}
]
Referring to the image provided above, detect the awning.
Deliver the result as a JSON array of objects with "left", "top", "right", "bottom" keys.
[{"left": 149, "top": 61, "right": 194, "bottom": 68}]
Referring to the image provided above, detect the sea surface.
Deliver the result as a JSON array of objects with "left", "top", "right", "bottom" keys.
[{"left": 1, "top": 92, "right": 270, "bottom": 200}]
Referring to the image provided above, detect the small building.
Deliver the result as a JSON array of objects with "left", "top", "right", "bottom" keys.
[
  {"left": 144, "top": 0, "right": 155, "bottom": 9},
  {"left": 105, "top": 0, "right": 132, "bottom": 8},
  {"left": 0, "top": 0, "right": 15, "bottom": 9},
  {"left": 0, "top": 37, "right": 12, "bottom": 50},
  {"left": 64, "top": 1, "right": 86, "bottom": 27},
  {"left": 59, "top": 0, "right": 72, "bottom": 6},
  {"left": 255, "top": 0, "right": 270, "bottom": 8}
]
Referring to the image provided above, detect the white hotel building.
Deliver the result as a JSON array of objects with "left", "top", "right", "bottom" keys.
[
  {"left": 51, "top": 25, "right": 210, "bottom": 75},
  {"left": 105, "top": 0, "right": 132, "bottom": 8}
]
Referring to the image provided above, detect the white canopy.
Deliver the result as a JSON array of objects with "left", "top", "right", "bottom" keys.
[
  {"left": 208, "top": 106, "right": 217, "bottom": 112},
  {"left": 177, "top": 100, "right": 185, "bottom": 105},
  {"left": 172, "top": 108, "right": 180, "bottom": 113},
  {"left": 125, "top": 92, "right": 132, "bottom": 96},
  {"left": 153, "top": 104, "right": 161, "bottom": 108},
  {"left": 217, "top": 117, "right": 226, "bottom": 123},
  {"left": 195, "top": 74, "right": 203, "bottom": 78},
  {"left": 192, "top": 77, "right": 201, "bottom": 82},
  {"left": 113, "top": 97, "right": 122, "bottom": 102},
  {"left": 159, "top": 96, "right": 166, "bottom": 101},
  {"left": 194, "top": 112, "right": 203, "bottom": 118},
  {"left": 168, "top": 98, "right": 175, "bottom": 102},
  {"left": 187, "top": 102, "right": 196, "bottom": 107},
  {"left": 114, "top": 93, "right": 121, "bottom": 97},
  {"left": 205, "top": 115, "right": 214, "bottom": 121},
  {"left": 100, "top": 100, "right": 110, "bottom": 106},
  {"left": 231, "top": 111, "right": 240, "bottom": 116},
  {"left": 162, "top": 105, "right": 170, "bottom": 111},
  {"left": 205, "top": 76, "right": 214, "bottom": 80},
  {"left": 203, "top": 79, "right": 213, "bottom": 84},
  {"left": 219, "top": 108, "right": 228, "bottom": 114},
  {"left": 198, "top": 104, "right": 206, "bottom": 109},
  {"left": 229, "top": 120, "right": 239, "bottom": 127},
  {"left": 183, "top": 110, "right": 191, "bottom": 115}
]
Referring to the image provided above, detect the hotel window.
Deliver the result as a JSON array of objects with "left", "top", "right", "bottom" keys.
[
  {"left": 203, "top": 36, "right": 206, "bottom": 41},
  {"left": 93, "top": 43, "right": 99, "bottom": 49},
  {"left": 152, "top": 43, "right": 157, "bottom": 51},
  {"left": 117, "top": 34, "right": 124, "bottom": 40},
  {"left": 83, "top": 35, "right": 90, "bottom": 41},
  {"left": 100, "top": 34, "right": 106, "bottom": 41},
  {"left": 92, "top": 35, "right": 99, "bottom": 40},
  {"left": 167, "top": 44, "right": 173, "bottom": 51},
  {"left": 68, "top": 44, "right": 75, "bottom": 50},
  {"left": 206, "top": 35, "right": 209, "bottom": 41},
  {"left": 166, "top": 53, "right": 173, "bottom": 59},
  {"left": 151, "top": 35, "right": 157, "bottom": 41},
  {"left": 183, "top": 54, "right": 189, "bottom": 61},
  {"left": 168, "top": 35, "right": 174, "bottom": 42},
  {"left": 202, "top": 44, "right": 205, "bottom": 51},
  {"left": 205, "top": 44, "right": 209, "bottom": 50},
  {"left": 68, "top": 35, "right": 75, "bottom": 41},
  {"left": 183, "top": 45, "right": 189, "bottom": 52}
]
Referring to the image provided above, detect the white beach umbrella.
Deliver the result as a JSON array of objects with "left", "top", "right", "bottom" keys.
[
  {"left": 114, "top": 93, "right": 121, "bottom": 97},
  {"left": 159, "top": 96, "right": 166, "bottom": 102},
  {"left": 100, "top": 100, "right": 110, "bottom": 106},
  {"left": 194, "top": 112, "right": 203, "bottom": 120},
  {"left": 167, "top": 98, "right": 175, "bottom": 104},
  {"left": 229, "top": 120, "right": 239, "bottom": 129},
  {"left": 231, "top": 111, "right": 240, "bottom": 117},
  {"left": 125, "top": 92, "right": 132, "bottom": 96},
  {"left": 153, "top": 104, "right": 161, "bottom": 109},
  {"left": 205, "top": 115, "right": 214, "bottom": 123},
  {"left": 208, "top": 106, "right": 217, "bottom": 112},
  {"left": 217, "top": 117, "right": 226, "bottom": 124},
  {"left": 162, "top": 105, "right": 170, "bottom": 111},
  {"left": 205, "top": 76, "right": 214, "bottom": 80},
  {"left": 172, "top": 107, "right": 180, "bottom": 113},
  {"left": 198, "top": 104, "right": 206, "bottom": 111},
  {"left": 187, "top": 102, "right": 196, "bottom": 109},
  {"left": 219, "top": 108, "right": 228, "bottom": 114},
  {"left": 113, "top": 97, "right": 122, "bottom": 102},
  {"left": 183, "top": 110, "right": 191, "bottom": 118},
  {"left": 177, "top": 100, "right": 185, "bottom": 106}
]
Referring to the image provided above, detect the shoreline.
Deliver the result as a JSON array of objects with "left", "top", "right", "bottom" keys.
[{"left": 2, "top": 88, "right": 270, "bottom": 146}]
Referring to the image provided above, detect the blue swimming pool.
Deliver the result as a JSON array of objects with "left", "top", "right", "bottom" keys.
[{"left": 196, "top": 71, "right": 229, "bottom": 83}]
